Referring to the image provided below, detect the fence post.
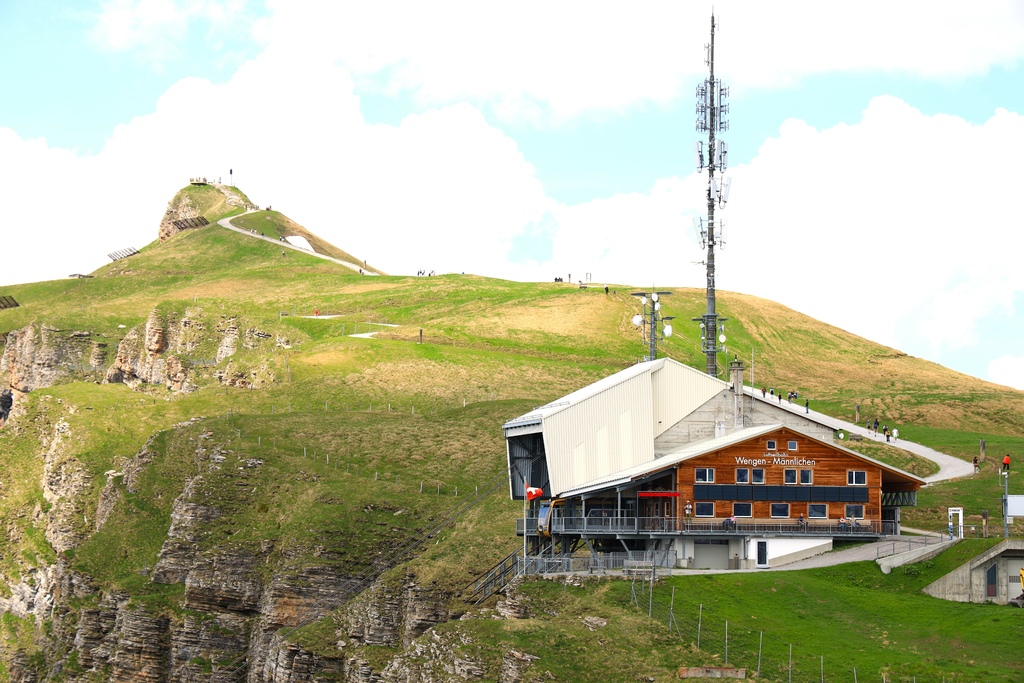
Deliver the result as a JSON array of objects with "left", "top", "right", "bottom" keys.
[
  {"left": 758, "top": 631, "right": 762, "bottom": 678},
  {"left": 789, "top": 644, "right": 792, "bottom": 683},
  {"left": 697, "top": 604, "right": 702, "bottom": 650},
  {"left": 725, "top": 620, "right": 729, "bottom": 665}
]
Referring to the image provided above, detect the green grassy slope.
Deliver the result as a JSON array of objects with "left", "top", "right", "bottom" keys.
[{"left": 1, "top": 186, "right": 1023, "bottom": 677}]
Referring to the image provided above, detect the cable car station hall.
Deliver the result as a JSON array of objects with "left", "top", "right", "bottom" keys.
[{"left": 505, "top": 358, "right": 923, "bottom": 570}]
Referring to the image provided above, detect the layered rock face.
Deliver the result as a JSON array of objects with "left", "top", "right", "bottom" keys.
[
  {"left": 0, "top": 325, "right": 96, "bottom": 395},
  {"left": 105, "top": 308, "right": 199, "bottom": 392},
  {"left": 158, "top": 192, "right": 203, "bottom": 241}
]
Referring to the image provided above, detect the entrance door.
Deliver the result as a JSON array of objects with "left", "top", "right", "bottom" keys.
[
  {"left": 1008, "top": 559, "right": 1024, "bottom": 601},
  {"left": 986, "top": 564, "right": 998, "bottom": 598},
  {"left": 756, "top": 541, "right": 768, "bottom": 568}
]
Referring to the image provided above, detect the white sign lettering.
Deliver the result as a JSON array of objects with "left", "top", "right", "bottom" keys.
[{"left": 734, "top": 455, "right": 817, "bottom": 467}]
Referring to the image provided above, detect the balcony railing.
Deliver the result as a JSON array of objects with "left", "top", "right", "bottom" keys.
[{"left": 518, "top": 516, "right": 892, "bottom": 537}]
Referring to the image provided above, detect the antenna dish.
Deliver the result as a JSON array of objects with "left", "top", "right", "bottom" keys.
[
  {"left": 651, "top": 293, "right": 659, "bottom": 302},
  {"left": 632, "top": 314, "right": 643, "bottom": 326},
  {"left": 640, "top": 296, "right": 648, "bottom": 305},
  {"left": 719, "top": 334, "right": 726, "bottom": 343},
  {"left": 664, "top": 325, "right": 673, "bottom": 338},
  {"left": 838, "top": 432, "right": 846, "bottom": 440}
]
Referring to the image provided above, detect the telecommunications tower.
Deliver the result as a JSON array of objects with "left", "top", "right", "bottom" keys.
[{"left": 691, "top": 14, "right": 732, "bottom": 377}]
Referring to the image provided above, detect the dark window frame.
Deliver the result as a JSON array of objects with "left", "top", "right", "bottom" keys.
[
  {"left": 695, "top": 502, "right": 715, "bottom": 517},
  {"left": 733, "top": 502, "right": 752, "bottom": 517},
  {"left": 696, "top": 468, "right": 715, "bottom": 483},
  {"left": 784, "top": 469, "right": 797, "bottom": 485},
  {"left": 770, "top": 503, "right": 790, "bottom": 518}
]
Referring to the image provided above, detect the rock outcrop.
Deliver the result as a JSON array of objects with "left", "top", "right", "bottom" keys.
[
  {"left": 0, "top": 325, "right": 98, "bottom": 420},
  {"left": 158, "top": 192, "right": 203, "bottom": 241}
]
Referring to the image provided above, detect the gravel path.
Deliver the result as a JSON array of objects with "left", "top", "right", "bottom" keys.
[
  {"left": 744, "top": 388, "right": 973, "bottom": 483},
  {"left": 217, "top": 211, "right": 377, "bottom": 275}
]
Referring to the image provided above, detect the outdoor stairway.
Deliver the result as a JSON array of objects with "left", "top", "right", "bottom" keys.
[{"left": 468, "top": 543, "right": 552, "bottom": 604}]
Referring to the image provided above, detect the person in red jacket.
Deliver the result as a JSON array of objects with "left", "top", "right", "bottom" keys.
[{"left": 1003, "top": 454, "right": 1011, "bottom": 472}]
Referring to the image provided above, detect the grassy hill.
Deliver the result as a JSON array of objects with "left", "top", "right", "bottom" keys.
[{"left": 1, "top": 186, "right": 1023, "bottom": 680}]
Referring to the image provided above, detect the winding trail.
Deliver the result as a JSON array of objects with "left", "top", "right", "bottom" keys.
[
  {"left": 217, "top": 210, "right": 378, "bottom": 275},
  {"left": 744, "top": 388, "right": 973, "bottom": 484}
]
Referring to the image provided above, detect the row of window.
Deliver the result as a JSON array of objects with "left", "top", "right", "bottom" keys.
[
  {"left": 696, "top": 468, "right": 868, "bottom": 486},
  {"left": 767, "top": 440, "right": 798, "bottom": 451},
  {"left": 692, "top": 502, "right": 866, "bottom": 519}
]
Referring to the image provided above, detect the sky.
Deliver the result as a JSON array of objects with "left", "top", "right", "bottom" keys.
[{"left": 2, "top": 1, "right": 1024, "bottom": 390}]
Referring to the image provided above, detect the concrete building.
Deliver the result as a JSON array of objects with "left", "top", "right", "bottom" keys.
[{"left": 923, "top": 540, "right": 1024, "bottom": 605}]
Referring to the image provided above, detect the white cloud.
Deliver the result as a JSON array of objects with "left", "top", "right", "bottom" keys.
[
  {"left": 254, "top": 1, "right": 1024, "bottom": 123},
  {"left": 91, "top": 0, "right": 251, "bottom": 63},
  {"left": 988, "top": 355, "right": 1024, "bottom": 391}
]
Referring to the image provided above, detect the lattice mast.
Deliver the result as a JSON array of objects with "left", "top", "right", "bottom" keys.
[{"left": 692, "top": 14, "right": 732, "bottom": 377}]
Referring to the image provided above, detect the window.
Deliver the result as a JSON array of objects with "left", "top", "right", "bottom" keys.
[
  {"left": 847, "top": 470, "right": 867, "bottom": 486},
  {"left": 787, "top": 440, "right": 798, "bottom": 451},
  {"left": 846, "top": 504, "right": 864, "bottom": 519},
  {"left": 771, "top": 503, "right": 790, "bottom": 518},
  {"left": 695, "top": 502, "right": 715, "bottom": 517},
  {"left": 784, "top": 469, "right": 797, "bottom": 484},
  {"left": 752, "top": 468, "right": 765, "bottom": 484},
  {"left": 696, "top": 468, "right": 715, "bottom": 483},
  {"left": 808, "top": 504, "right": 827, "bottom": 519},
  {"left": 733, "top": 502, "right": 752, "bottom": 517},
  {"left": 767, "top": 440, "right": 777, "bottom": 450},
  {"left": 799, "top": 469, "right": 813, "bottom": 485},
  {"left": 735, "top": 468, "right": 749, "bottom": 483}
]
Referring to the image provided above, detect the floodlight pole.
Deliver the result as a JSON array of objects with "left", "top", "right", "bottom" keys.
[
  {"left": 631, "top": 292, "right": 674, "bottom": 361},
  {"left": 1004, "top": 471, "right": 1010, "bottom": 539},
  {"left": 693, "top": 14, "right": 731, "bottom": 378}
]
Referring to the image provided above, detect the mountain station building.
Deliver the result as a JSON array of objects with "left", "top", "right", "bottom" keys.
[{"left": 505, "top": 358, "right": 924, "bottom": 570}]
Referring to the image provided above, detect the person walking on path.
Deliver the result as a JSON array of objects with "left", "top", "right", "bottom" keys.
[
  {"left": 762, "top": 386, "right": 766, "bottom": 398},
  {"left": 884, "top": 425, "right": 890, "bottom": 442},
  {"left": 1004, "top": 454, "right": 1011, "bottom": 472},
  {"left": 893, "top": 427, "right": 899, "bottom": 442},
  {"left": 973, "top": 456, "right": 980, "bottom": 474},
  {"left": 873, "top": 418, "right": 879, "bottom": 436},
  {"left": 805, "top": 398, "right": 809, "bottom": 414}
]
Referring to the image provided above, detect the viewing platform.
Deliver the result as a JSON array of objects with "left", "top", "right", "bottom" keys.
[{"left": 516, "top": 516, "right": 892, "bottom": 540}]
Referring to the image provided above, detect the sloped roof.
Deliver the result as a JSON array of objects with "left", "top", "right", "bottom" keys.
[
  {"left": 560, "top": 422, "right": 925, "bottom": 498},
  {"left": 503, "top": 359, "right": 667, "bottom": 430}
]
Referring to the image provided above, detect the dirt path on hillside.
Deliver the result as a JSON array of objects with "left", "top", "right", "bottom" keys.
[
  {"left": 217, "top": 211, "right": 377, "bottom": 275},
  {"left": 744, "top": 388, "right": 973, "bottom": 484}
]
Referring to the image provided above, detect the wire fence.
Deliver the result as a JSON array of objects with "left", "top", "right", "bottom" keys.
[{"left": 624, "top": 573, "right": 984, "bottom": 683}]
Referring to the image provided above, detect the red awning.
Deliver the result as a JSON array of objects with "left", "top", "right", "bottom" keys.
[{"left": 637, "top": 491, "right": 681, "bottom": 497}]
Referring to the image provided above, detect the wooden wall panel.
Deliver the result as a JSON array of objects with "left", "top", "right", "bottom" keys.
[{"left": 675, "top": 428, "right": 884, "bottom": 521}]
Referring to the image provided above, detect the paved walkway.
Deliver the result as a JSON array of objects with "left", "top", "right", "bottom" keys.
[
  {"left": 669, "top": 535, "right": 951, "bottom": 575},
  {"left": 743, "top": 388, "right": 973, "bottom": 484},
  {"left": 217, "top": 211, "right": 378, "bottom": 275}
]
